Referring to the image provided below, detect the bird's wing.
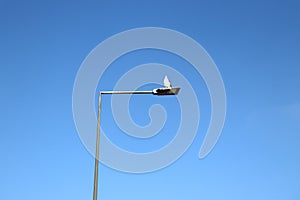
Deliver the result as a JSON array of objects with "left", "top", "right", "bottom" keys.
[{"left": 164, "top": 75, "right": 172, "bottom": 88}]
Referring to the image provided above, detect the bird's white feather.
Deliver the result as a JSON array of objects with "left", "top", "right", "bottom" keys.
[{"left": 164, "top": 75, "right": 172, "bottom": 88}]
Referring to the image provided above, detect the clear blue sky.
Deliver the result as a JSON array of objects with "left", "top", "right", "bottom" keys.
[{"left": 1, "top": 0, "right": 300, "bottom": 199}]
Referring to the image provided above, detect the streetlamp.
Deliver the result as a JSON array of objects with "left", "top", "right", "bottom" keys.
[{"left": 92, "top": 77, "right": 180, "bottom": 200}]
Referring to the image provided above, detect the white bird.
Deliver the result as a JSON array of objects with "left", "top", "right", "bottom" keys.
[{"left": 164, "top": 75, "right": 172, "bottom": 88}]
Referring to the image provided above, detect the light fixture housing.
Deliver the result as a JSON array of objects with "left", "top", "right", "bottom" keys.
[{"left": 152, "top": 87, "right": 180, "bottom": 96}]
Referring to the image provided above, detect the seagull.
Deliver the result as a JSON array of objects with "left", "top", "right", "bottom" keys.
[{"left": 164, "top": 75, "right": 172, "bottom": 88}]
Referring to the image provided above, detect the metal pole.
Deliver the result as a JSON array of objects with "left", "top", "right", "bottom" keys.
[
  {"left": 101, "top": 90, "right": 153, "bottom": 95},
  {"left": 93, "top": 92, "right": 102, "bottom": 200},
  {"left": 92, "top": 90, "right": 155, "bottom": 200}
]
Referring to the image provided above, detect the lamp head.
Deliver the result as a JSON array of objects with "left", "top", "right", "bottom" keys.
[{"left": 152, "top": 87, "right": 180, "bottom": 96}]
